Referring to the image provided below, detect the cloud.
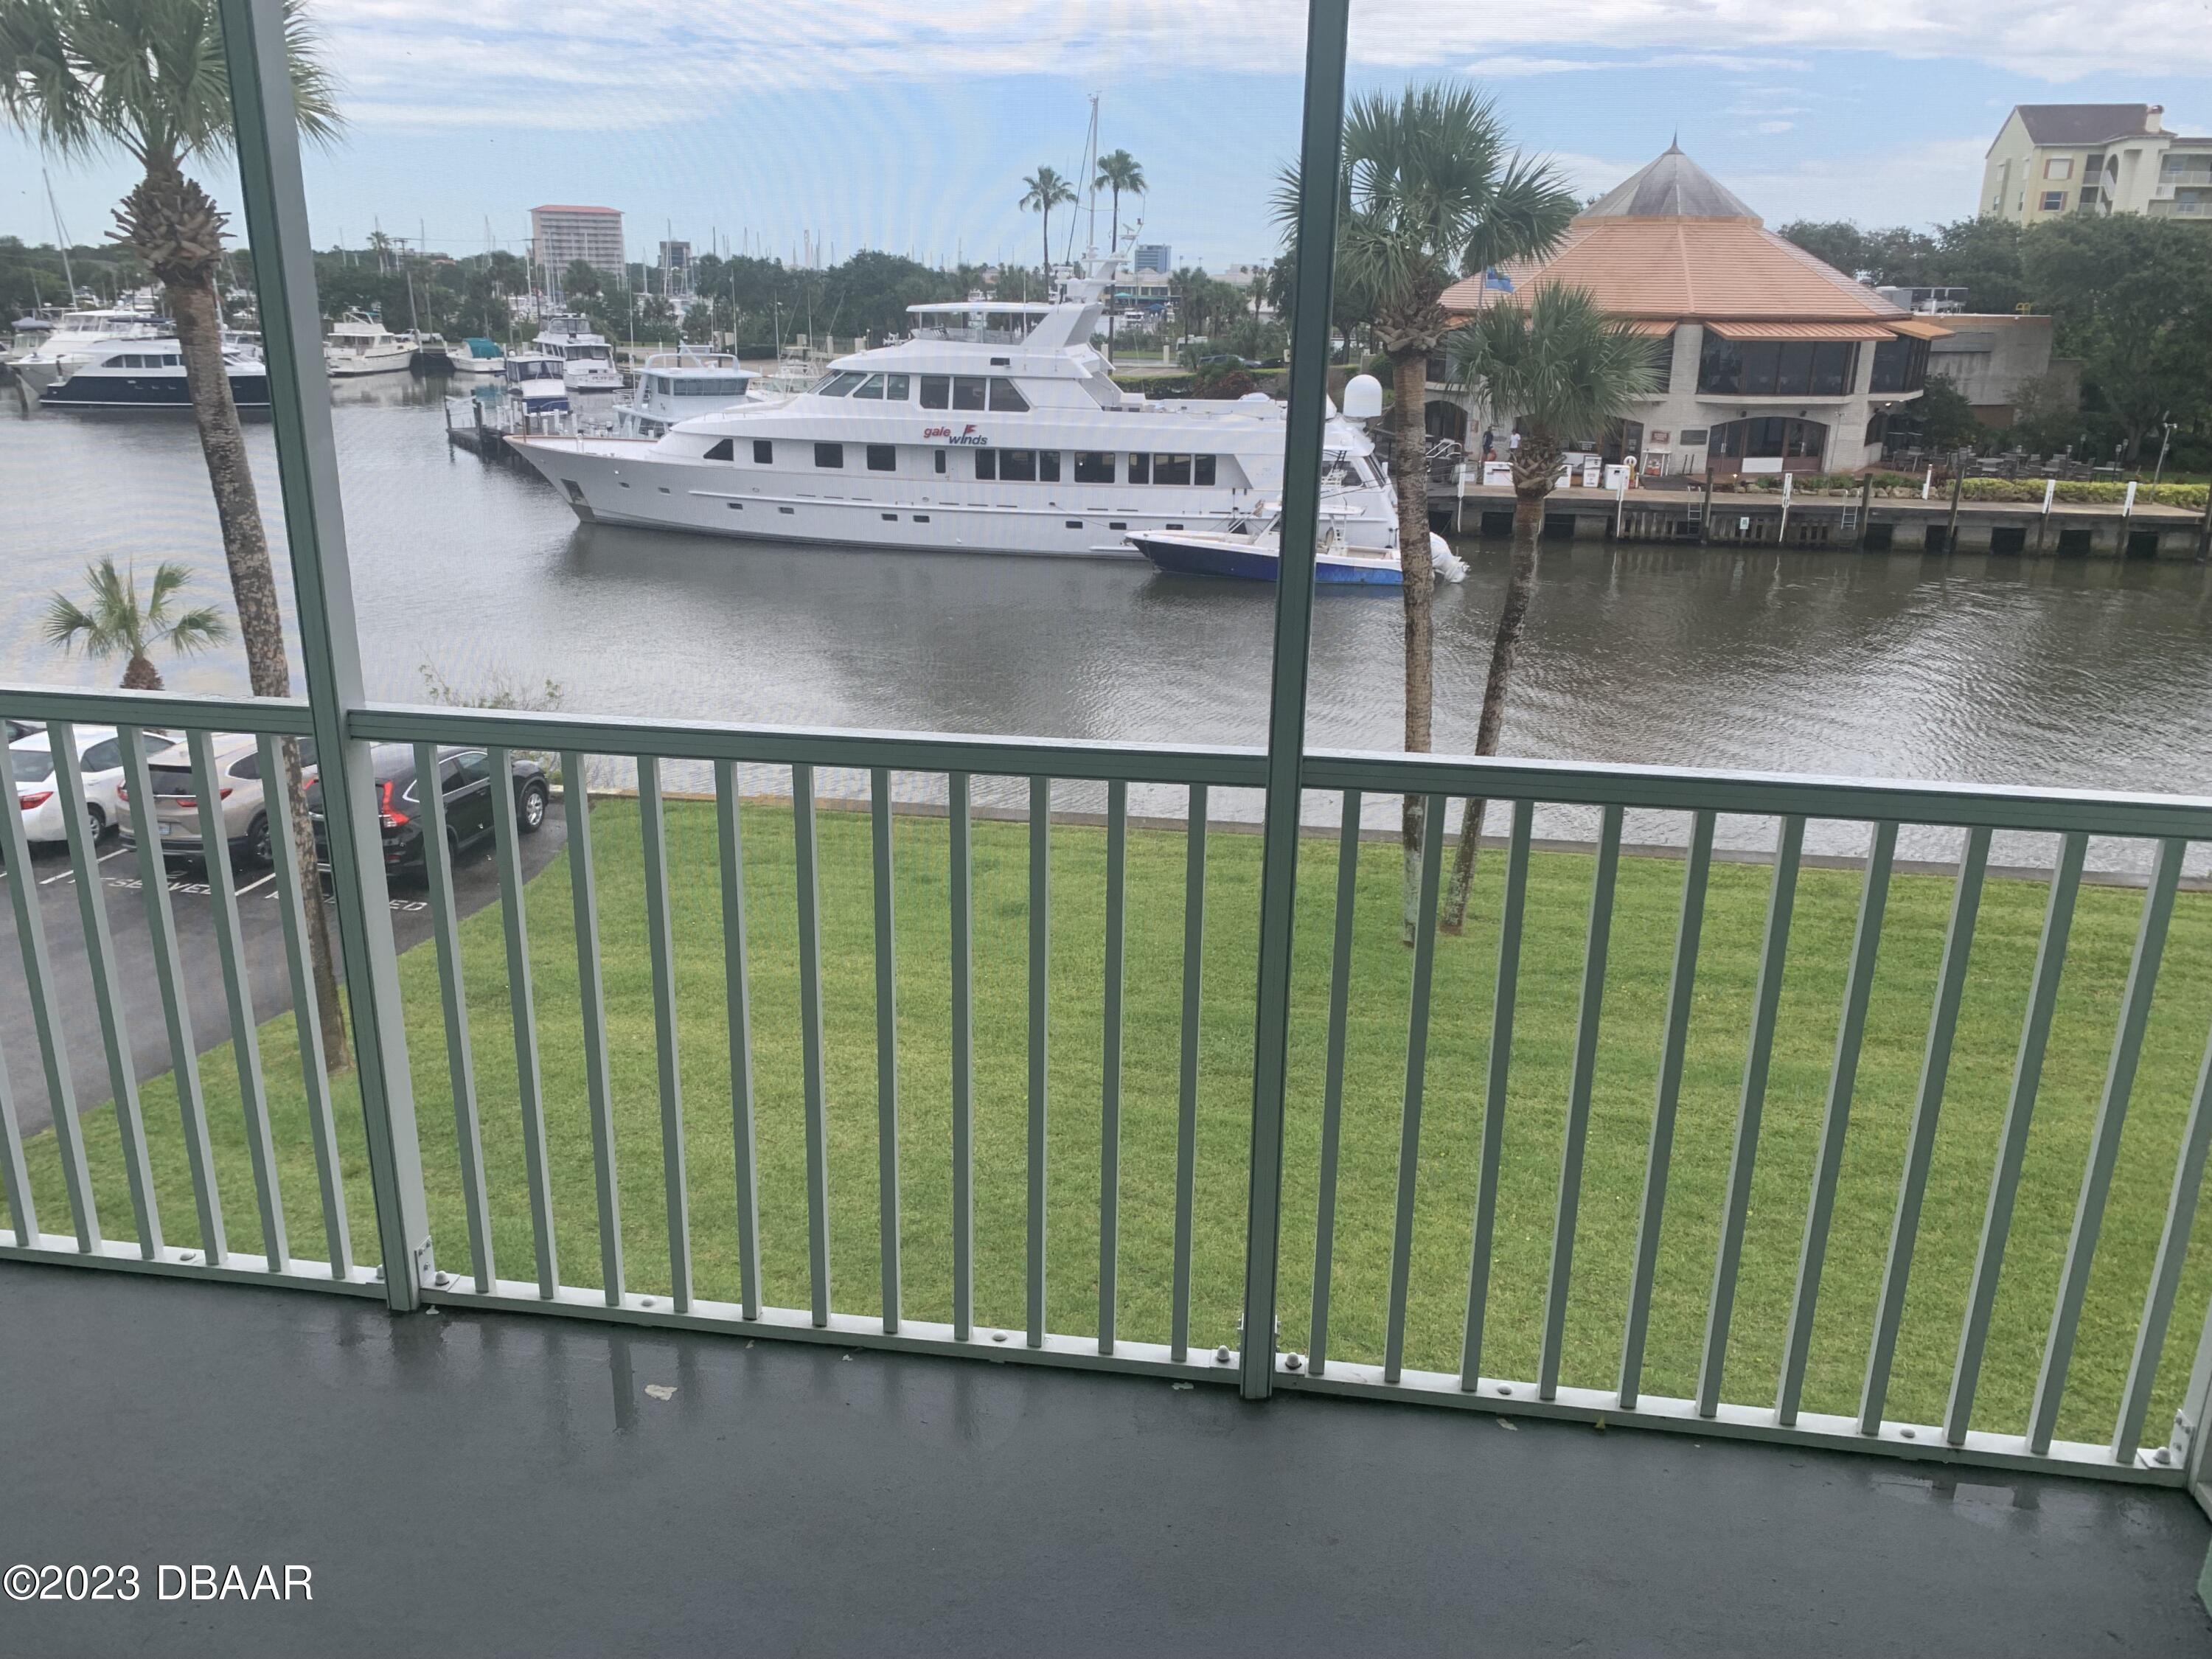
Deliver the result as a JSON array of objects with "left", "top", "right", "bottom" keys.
[
  {"left": 315, "top": 1, "right": 2212, "bottom": 130},
  {"left": 1719, "top": 134, "right": 1997, "bottom": 225},
  {"left": 1754, "top": 120, "right": 1797, "bottom": 133}
]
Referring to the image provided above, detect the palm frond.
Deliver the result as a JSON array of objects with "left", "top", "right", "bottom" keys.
[
  {"left": 159, "top": 603, "right": 229, "bottom": 655},
  {"left": 1447, "top": 284, "right": 1660, "bottom": 443}
]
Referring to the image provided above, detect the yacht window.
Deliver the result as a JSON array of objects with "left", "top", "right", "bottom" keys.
[
  {"left": 952, "top": 376, "right": 988, "bottom": 411},
  {"left": 817, "top": 372, "right": 865, "bottom": 397},
  {"left": 1074, "top": 451, "right": 1115, "bottom": 484},
  {"left": 933, "top": 451, "right": 947, "bottom": 474},
  {"left": 647, "top": 374, "right": 667, "bottom": 395},
  {"left": 851, "top": 374, "right": 886, "bottom": 400},
  {"left": 1000, "top": 449, "right": 1037, "bottom": 482},
  {"left": 866, "top": 444, "right": 897, "bottom": 472},
  {"left": 883, "top": 374, "right": 911, "bottom": 401},
  {"left": 704, "top": 438, "right": 734, "bottom": 462},
  {"left": 988, "top": 378, "right": 1029, "bottom": 412},
  {"left": 754, "top": 439, "right": 774, "bottom": 464},
  {"left": 815, "top": 442, "right": 844, "bottom": 468},
  {"left": 975, "top": 450, "right": 998, "bottom": 481},
  {"left": 1127, "top": 453, "right": 1152, "bottom": 485},
  {"left": 1039, "top": 451, "right": 1062, "bottom": 482},
  {"left": 1155, "top": 454, "right": 1193, "bottom": 487},
  {"left": 920, "top": 375, "right": 950, "bottom": 408},
  {"left": 164, "top": 354, "right": 181, "bottom": 367},
  {"left": 1194, "top": 455, "right": 1217, "bottom": 487}
]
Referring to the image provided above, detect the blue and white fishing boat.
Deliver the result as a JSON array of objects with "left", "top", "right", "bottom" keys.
[{"left": 1130, "top": 515, "right": 1466, "bottom": 588}]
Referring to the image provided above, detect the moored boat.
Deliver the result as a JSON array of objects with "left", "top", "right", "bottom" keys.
[
  {"left": 613, "top": 351, "right": 757, "bottom": 437},
  {"left": 38, "top": 337, "right": 269, "bottom": 409},
  {"left": 324, "top": 313, "right": 411, "bottom": 376},
  {"left": 534, "top": 312, "right": 622, "bottom": 392},
  {"left": 504, "top": 263, "right": 1397, "bottom": 560},
  {"left": 1129, "top": 518, "right": 1467, "bottom": 587}
]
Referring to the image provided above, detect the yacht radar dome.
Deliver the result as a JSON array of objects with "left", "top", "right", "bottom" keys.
[{"left": 1341, "top": 374, "right": 1383, "bottom": 421}]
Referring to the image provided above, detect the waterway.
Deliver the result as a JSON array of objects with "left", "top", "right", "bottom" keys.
[{"left": 7, "top": 375, "right": 2211, "bottom": 869}]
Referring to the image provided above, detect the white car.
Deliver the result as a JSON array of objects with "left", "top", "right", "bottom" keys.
[
  {"left": 8, "top": 726, "right": 175, "bottom": 846},
  {"left": 116, "top": 731, "right": 318, "bottom": 868}
]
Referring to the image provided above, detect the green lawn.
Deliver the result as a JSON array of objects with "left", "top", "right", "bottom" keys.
[{"left": 16, "top": 797, "right": 2212, "bottom": 1447}]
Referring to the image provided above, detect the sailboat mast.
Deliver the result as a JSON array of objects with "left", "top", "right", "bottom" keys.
[{"left": 44, "top": 170, "right": 75, "bottom": 298}]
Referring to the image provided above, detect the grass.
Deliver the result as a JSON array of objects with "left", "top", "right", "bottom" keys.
[{"left": 14, "top": 796, "right": 2212, "bottom": 1450}]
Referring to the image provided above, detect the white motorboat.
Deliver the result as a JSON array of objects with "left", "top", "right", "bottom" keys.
[
  {"left": 448, "top": 337, "right": 506, "bottom": 375},
  {"left": 501, "top": 349, "right": 572, "bottom": 414},
  {"left": 534, "top": 312, "right": 622, "bottom": 392},
  {"left": 613, "top": 351, "right": 757, "bottom": 437},
  {"left": 506, "top": 265, "right": 1398, "bottom": 560},
  {"left": 38, "top": 337, "right": 269, "bottom": 410},
  {"left": 1130, "top": 515, "right": 1466, "bottom": 587},
  {"left": 324, "top": 314, "right": 411, "bottom": 377},
  {"left": 11, "top": 306, "right": 172, "bottom": 397}
]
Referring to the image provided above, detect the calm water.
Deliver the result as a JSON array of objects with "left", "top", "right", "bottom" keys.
[{"left": 7, "top": 375, "right": 2212, "bottom": 866}]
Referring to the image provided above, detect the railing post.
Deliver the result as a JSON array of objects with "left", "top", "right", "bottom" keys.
[
  {"left": 2175, "top": 1291, "right": 2212, "bottom": 1514},
  {"left": 218, "top": 0, "right": 431, "bottom": 1309},
  {"left": 1239, "top": 0, "right": 1349, "bottom": 1401}
]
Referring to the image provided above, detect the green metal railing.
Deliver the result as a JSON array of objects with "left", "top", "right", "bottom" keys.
[{"left": 4, "top": 0, "right": 2212, "bottom": 1520}]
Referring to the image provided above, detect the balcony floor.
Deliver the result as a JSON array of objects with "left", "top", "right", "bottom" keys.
[{"left": 4, "top": 1262, "right": 2208, "bottom": 1656}]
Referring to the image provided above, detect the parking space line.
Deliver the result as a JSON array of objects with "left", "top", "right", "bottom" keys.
[{"left": 234, "top": 872, "right": 277, "bottom": 896}]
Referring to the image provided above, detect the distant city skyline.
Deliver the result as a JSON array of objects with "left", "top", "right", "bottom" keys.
[{"left": 4, "top": 3, "right": 2209, "bottom": 276}]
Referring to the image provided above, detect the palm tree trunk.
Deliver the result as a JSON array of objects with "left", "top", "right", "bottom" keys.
[
  {"left": 1441, "top": 486, "right": 1544, "bottom": 931},
  {"left": 163, "top": 252, "right": 351, "bottom": 1071},
  {"left": 122, "top": 654, "right": 163, "bottom": 692},
  {"left": 1392, "top": 348, "right": 1436, "bottom": 943}
]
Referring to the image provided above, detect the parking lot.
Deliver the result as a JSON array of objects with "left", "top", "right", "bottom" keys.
[{"left": 0, "top": 816, "right": 567, "bottom": 1136}]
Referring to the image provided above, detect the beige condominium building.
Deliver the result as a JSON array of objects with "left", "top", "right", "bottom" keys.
[
  {"left": 1433, "top": 145, "right": 1944, "bottom": 479},
  {"left": 529, "top": 204, "right": 626, "bottom": 285},
  {"left": 1981, "top": 105, "right": 2212, "bottom": 225}
]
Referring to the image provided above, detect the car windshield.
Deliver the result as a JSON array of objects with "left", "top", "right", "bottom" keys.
[{"left": 10, "top": 750, "right": 55, "bottom": 783}]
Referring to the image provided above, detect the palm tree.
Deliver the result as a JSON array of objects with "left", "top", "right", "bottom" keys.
[
  {"left": 1093, "top": 148, "right": 1144, "bottom": 354},
  {"left": 2, "top": 0, "right": 351, "bottom": 1063},
  {"left": 1439, "top": 284, "right": 1658, "bottom": 929},
  {"left": 1019, "top": 166, "right": 1077, "bottom": 291},
  {"left": 44, "top": 557, "right": 228, "bottom": 690},
  {"left": 1275, "top": 82, "right": 1577, "bottom": 934}
]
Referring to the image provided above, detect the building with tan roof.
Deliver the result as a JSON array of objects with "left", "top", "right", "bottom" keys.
[
  {"left": 1981, "top": 105, "right": 2212, "bottom": 226},
  {"left": 1433, "top": 144, "right": 1945, "bottom": 479}
]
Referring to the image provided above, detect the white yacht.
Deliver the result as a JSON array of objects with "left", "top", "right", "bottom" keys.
[
  {"left": 39, "top": 337, "right": 268, "bottom": 410},
  {"left": 614, "top": 351, "right": 757, "bottom": 437},
  {"left": 533, "top": 312, "right": 622, "bottom": 392},
  {"left": 11, "top": 307, "right": 172, "bottom": 396},
  {"left": 507, "top": 271, "right": 1397, "bottom": 559},
  {"left": 323, "top": 314, "right": 411, "bottom": 377}
]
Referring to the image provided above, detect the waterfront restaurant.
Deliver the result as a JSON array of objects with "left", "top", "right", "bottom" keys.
[{"left": 1435, "top": 145, "right": 1947, "bottom": 479}]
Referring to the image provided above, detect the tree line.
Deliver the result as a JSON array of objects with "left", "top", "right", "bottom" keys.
[{"left": 1778, "top": 213, "right": 2212, "bottom": 467}]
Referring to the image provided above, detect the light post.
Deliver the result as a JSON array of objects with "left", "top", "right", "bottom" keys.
[{"left": 2151, "top": 415, "right": 2177, "bottom": 495}]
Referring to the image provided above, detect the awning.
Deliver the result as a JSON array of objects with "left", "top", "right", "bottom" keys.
[
  {"left": 1885, "top": 316, "right": 1954, "bottom": 341},
  {"left": 1705, "top": 321, "right": 1896, "bottom": 341}
]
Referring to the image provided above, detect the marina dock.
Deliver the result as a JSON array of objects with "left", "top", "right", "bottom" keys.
[{"left": 1431, "top": 480, "right": 2212, "bottom": 558}]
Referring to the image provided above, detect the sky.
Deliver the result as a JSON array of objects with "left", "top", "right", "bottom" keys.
[{"left": 4, "top": 0, "right": 2211, "bottom": 274}]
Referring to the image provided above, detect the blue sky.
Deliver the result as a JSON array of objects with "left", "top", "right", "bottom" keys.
[{"left": 5, "top": 1, "right": 2211, "bottom": 273}]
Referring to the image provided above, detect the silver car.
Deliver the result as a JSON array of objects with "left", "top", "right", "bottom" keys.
[{"left": 118, "top": 733, "right": 319, "bottom": 867}]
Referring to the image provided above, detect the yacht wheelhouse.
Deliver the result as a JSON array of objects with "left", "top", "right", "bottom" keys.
[
  {"left": 614, "top": 352, "right": 756, "bottom": 436},
  {"left": 501, "top": 350, "right": 571, "bottom": 412},
  {"left": 507, "top": 271, "right": 1396, "bottom": 560},
  {"left": 534, "top": 313, "right": 622, "bottom": 392}
]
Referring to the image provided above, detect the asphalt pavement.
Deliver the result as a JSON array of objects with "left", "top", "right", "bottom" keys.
[{"left": 0, "top": 815, "right": 566, "bottom": 1137}]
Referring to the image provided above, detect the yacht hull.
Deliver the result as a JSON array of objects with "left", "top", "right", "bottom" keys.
[
  {"left": 507, "top": 436, "right": 1304, "bottom": 558},
  {"left": 42, "top": 370, "right": 270, "bottom": 410},
  {"left": 1129, "top": 529, "right": 1403, "bottom": 585}
]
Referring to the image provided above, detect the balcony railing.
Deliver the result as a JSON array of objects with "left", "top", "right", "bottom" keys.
[{"left": 7, "top": 682, "right": 2212, "bottom": 1503}]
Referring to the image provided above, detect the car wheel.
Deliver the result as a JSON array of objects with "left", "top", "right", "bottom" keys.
[
  {"left": 247, "top": 813, "right": 272, "bottom": 867},
  {"left": 518, "top": 779, "right": 548, "bottom": 834},
  {"left": 85, "top": 803, "right": 107, "bottom": 841}
]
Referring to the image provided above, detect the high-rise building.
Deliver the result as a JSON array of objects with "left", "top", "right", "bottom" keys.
[
  {"left": 658, "top": 239, "right": 692, "bottom": 297},
  {"left": 1981, "top": 105, "right": 2212, "bottom": 225},
  {"left": 1132, "top": 243, "right": 1172, "bottom": 273},
  {"left": 529, "top": 204, "right": 625, "bottom": 292}
]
